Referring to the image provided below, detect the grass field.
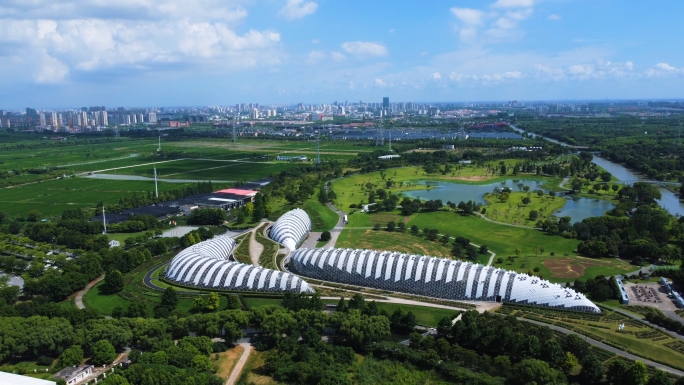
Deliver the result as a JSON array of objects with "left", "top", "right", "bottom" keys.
[
  {"left": 212, "top": 345, "right": 245, "bottom": 380},
  {"left": 0, "top": 177, "right": 202, "bottom": 217},
  {"left": 336, "top": 228, "right": 457, "bottom": 260},
  {"left": 483, "top": 191, "right": 566, "bottom": 227},
  {"left": 373, "top": 302, "right": 458, "bottom": 327}
]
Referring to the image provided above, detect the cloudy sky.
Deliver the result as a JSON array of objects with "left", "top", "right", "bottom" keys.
[{"left": 1, "top": 0, "right": 683, "bottom": 108}]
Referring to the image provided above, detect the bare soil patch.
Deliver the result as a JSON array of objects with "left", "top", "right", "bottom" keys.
[
  {"left": 212, "top": 345, "right": 245, "bottom": 378},
  {"left": 543, "top": 257, "right": 615, "bottom": 279}
]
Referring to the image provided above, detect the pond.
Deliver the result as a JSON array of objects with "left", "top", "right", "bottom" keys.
[{"left": 403, "top": 179, "right": 615, "bottom": 224}]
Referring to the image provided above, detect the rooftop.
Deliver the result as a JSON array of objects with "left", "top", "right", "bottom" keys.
[{"left": 0, "top": 371, "right": 56, "bottom": 385}]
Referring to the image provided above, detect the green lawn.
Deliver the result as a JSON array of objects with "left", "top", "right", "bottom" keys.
[
  {"left": 302, "top": 198, "right": 339, "bottom": 232},
  {"left": 83, "top": 281, "right": 143, "bottom": 315},
  {"left": 373, "top": 302, "right": 459, "bottom": 327},
  {"left": 483, "top": 191, "right": 566, "bottom": 227},
  {"left": 336, "top": 228, "right": 458, "bottom": 260},
  {"left": 242, "top": 297, "right": 282, "bottom": 309}
]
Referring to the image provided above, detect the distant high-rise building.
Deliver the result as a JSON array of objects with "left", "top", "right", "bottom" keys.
[
  {"left": 250, "top": 108, "right": 259, "bottom": 120},
  {"left": 148, "top": 112, "right": 157, "bottom": 124},
  {"left": 382, "top": 97, "right": 389, "bottom": 110}
]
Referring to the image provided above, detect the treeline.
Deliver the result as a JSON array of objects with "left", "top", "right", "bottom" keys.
[{"left": 0, "top": 137, "right": 136, "bottom": 153}]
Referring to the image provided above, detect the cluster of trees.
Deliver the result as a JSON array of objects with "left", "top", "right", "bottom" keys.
[
  {"left": 187, "top": 208, "right": 225, "bottom": 226},
  {"left": 451, "top": 236, "right": 480, "bottom": 261},
  {"left": 108, "top": 214, "right": 162, "bottom": 233},
  {"left": 572, "top": 276, "right": 620, "bottom": 301}
]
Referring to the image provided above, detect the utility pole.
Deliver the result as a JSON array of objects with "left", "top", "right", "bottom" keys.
[
  {"left": 102, "top": 206, "right": 107, "bottom": 234},
  {"left": 157, "top": 133, "right": 161, "bottom": 152},
  {"left": 154, "top": 167, "right": 159, "bottom": 198}
]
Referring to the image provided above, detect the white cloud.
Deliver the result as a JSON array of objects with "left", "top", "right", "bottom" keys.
[
  {"left": 492, "top": 0, "right": 534, "bottom": 8},
  {"left": 432, "top": 72, "right": 442, "bottom": 79},
  {"left": 450, "top": 8, "right": 484, "bottom": 26},
  {"left": 389, "top": 28, "right": 395, "bottom": 33},
  {"left": 35, "top": 52, "right": 69, "bottom": 83},
  {"left": 306, "top": 50, "right": 327, "bottom": 64},
  {"left": 626, "top": 61, "right": 634, "bottom": 70},
  {"left": 647, "top": 62, "right": 682, "bottom": 77},
  {"left": 311, "top": 39, "right": 320, "bottom": 44},
  {"left": 330, "top": 51, "right": 347, "bottom": 62},
  {"left": 0, "top": 1, "right": 283, "bottom": 84},
  {"left": 374, "top": 78, "right": 386, "bottom": 87},
  {"left": 548, "top": 14, "right": 561, "bottom": 21},
  {"left": 341, "top": 41, "right": 388, "bottom": 57},
  {"left": 278, "top": 0, "right": 318, "bottom": 20}
]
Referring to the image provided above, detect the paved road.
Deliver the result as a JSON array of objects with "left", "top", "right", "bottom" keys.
[
  {"left": 248, "top": 227, "right": 263, "bottom": 267},
  {"left": 301, "top": 232, "right": 323, "bottom": 249},
  {"left": 226, "top": 341, "right": 253, "bottom": 385},
  {"left": 324, "top": 181, "right": 347, "bottom": 249},
  {"left": 520, "top": 318, "right": 684, "bottom": 377},
  {"left": 74, "top": 275, "right": 104, "bottom": 310}
]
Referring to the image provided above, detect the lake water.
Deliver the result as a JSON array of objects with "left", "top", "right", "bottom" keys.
[
  {"left": 511, "top": 124, "right": 684, "bottom": 217},
  {"left": 404, "top": 179, "right": 615, "bottom": 223}
]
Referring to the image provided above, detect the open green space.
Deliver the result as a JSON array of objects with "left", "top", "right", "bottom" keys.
[
  {"left": 0, "top": 177, "right": 200, "bottom": 217},
  {"left": 302, "top": 198, "right": 339, "bottom": 232},
  {"left": 373, "top": 302, "right": 458, "bottom": 327},
  {"left": 336, "top": 228, "right": 460, "bottom": 261},
  {"left": 483, "top": 191, "right": 567, "bottom": 227}
]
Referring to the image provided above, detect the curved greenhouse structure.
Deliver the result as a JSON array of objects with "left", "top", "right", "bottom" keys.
[
  {"left": 165, "top": 235, "right": 314, "bottom": 293},
  {"left": 269, "top": 208, "right": 311, "bottom": 250},
  {"left": 290, "top": 248, "right": 599, "bottom": 313}
]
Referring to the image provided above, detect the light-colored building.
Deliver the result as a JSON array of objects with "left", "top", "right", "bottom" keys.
[{"left": 54, "top": 365, "right": 94, "bottom": 385}]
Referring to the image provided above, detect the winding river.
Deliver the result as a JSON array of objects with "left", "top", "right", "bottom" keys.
[{"left": 510, "top": 125, "right": 684, "bottom": 217}]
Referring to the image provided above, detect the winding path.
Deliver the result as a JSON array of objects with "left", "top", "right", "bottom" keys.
[
  {"left": 248, "top": 227, "right": 263, "bottom": 266},
  {"left": 74, "top": 274, "right": 104, "bottom": 310}
]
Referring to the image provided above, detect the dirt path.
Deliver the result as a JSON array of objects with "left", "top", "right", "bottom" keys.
[
  {"left": 226, "top": 342, "right": 253, "bottom": 385},
  {"left": 74, "top": 274, "right": 104, "bottom": 310}
]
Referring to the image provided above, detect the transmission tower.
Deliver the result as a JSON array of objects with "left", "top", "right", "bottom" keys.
[
  {"left": 157, "top": 134, "right": 161, "bottom": 152},
  {"left": 114, "top": 127, "right": 120, "bottom": 138}
]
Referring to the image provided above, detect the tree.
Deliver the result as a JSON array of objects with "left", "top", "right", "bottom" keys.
[
  {"left": 612, "top": 184, "right": 620, "bottom": 194},
  {"left": 205, "top": 292, "right": 220, "bottom": 311},
  {"left": 161, "top": 286, "right": 179, "bottom": 310},
  {"left": 410, "top": 225, "right": 419, "bottom": 235},
  {"left": 191, "top": 355, "right": 213, "bottom": 372},
  {"left": 511, "top": 359, "right": 565, "bottom": 385},
  {"left": 57, "top": 345, "right": 84, "bottom": 368},
  {"left": 500, "top": 162, "right": 507, "bottom": 175},
  {"left": 521, "top": 197, "right": 531, "bottom": 205},
  {"left": 646, "top": 370, "right": 671, "bottom": 385},
  {"left": 529, "top": 210, "right": 539, "bottom": 221},
  {"left": 624, "top": 361, "right": 648, "bottom": 385},
  {"left": 437, "top": 316, "right": 452, "bottom": 338},
  {"left": 103, "top": 270, "right": 124, "bottom": 294},
  {"left": 606, "top": 358, "right": 628, "bottom": 384},
  {"left": 126, "top": 302, "right": 148, "bottom": 318},
  {"left": 479, "top": 244, "right": 488, "bottom": 254},
  {"left": 92, "top": 340, "right": 117, "bottom": 366},
  {"left": 98, "top": 374, "right": 130, "bottom": 385},
  {"left": 320, "top": 231, "right": 331, "bottom": 241},
  {"left": 578, "top": 355, "right": 604, "bottom": 385},
  {"left": 386, "top": 221, "right": 396, "bottom": 232},
  {"left": 561, "top": 351, "right": 579, "bottom": 374},
  {"left": 27, "top": 210, "right": 41, "bottom": 222}
]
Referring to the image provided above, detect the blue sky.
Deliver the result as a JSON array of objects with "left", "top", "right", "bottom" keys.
[{"left": 0, "top": 0, "right": 683, "bottom": 108}]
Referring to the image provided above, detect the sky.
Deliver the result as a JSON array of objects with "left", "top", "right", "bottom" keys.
[{"left": 1, "top": 0, "right": 684, "bottom": 108}]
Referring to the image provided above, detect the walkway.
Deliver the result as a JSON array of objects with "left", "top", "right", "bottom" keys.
[
  {"left": 520, "top": 318, "right": 684, "bottom": 377},
  {"left": 226, "top": 341, "right": 252, "bottom": 385},
  {"left": 301, "top": 232, "right": 322, "bottom": 249},
  {"left": 74, "top": 275, "right": 104, "bottom": 310},
  {"left": 248, "top": 227, "right": 263, "bottom": 267}
]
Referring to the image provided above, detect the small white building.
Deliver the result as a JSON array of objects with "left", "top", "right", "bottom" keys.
[
  {"left": 109, "top": 240, "right": 121, "bottom": 248},
  {"left": 378, "top": 154, "right": 400, "bottom": 160},
  {"left": 54, "top": 365, "right": 94, "bottom": 385}
]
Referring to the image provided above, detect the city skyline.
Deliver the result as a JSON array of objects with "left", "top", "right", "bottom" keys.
[{"left": 1, "top": 0, "right": 684, "bottom": 108}]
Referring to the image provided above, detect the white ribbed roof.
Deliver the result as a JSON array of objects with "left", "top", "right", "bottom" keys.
[
  {"left": 270, "top": 208, "right": 311, "bottom": 250},
  {"left": 165, "top": 234, "right": 313, "bottom": 293},
  {"left": 290, "top": 248, "right": 600, "bottom": 313}
]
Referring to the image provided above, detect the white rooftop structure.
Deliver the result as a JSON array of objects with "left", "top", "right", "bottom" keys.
[
  {"left": 165, "top": 234, "right": 313, "bottom": 293},
  {"left": 269, "top": 208, "right": 311, "bottom": 250},
  {"left": 0, "top": 372, "right": 55, "bottom": 385},
  {"left": 290, "top": 248, "right": 600, "bottom": 313}
]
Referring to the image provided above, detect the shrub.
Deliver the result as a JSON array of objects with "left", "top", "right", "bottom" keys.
[{"left": 320, "top": 231, "right": 331, "bottom": 241}]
